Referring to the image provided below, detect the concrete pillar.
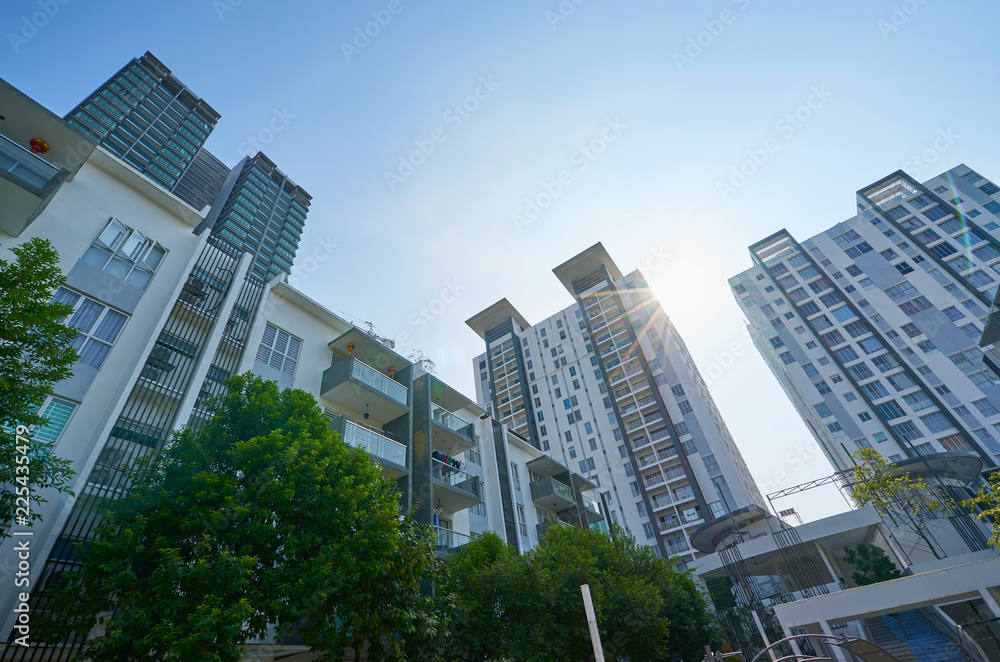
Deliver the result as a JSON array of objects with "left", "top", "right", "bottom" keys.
[
  {"left": 779, "top": 622, "right": 804, "bottom": 659},
  {"left": 815, "top": 542, "right": 840, "bottom": 587},
  {"left": 876, "top": 523, "right": 911, "bottom": 569}
]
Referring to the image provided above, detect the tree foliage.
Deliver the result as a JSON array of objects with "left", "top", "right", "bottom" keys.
[
  {"left": 437, "top": 525, "right": 718, "bottom": 662},
  {"left": 0, "top": 237, "right": 77, "bottom": 534},
  {"left": 849, "top": 448, "right": 944, "bottom": 559},
  {"left": 842, "top": 543, "right": 902, "bottom": 586},
  {"left": 965, "top": 470, "right": 1000, "bottom": 549},
  {"left": 40, "top": 374, "right": 438, "bottom": 661}
]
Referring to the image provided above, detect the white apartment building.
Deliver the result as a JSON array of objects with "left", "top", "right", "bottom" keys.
[
  {"left": 730, "top": 166, "right": 1000, "bottom": 475},
  {"left": 1, "top": 72, "right": 601, "bottom": 660},
  {"left": 467, "top": 243, "right": 765, "bottom": 565}
]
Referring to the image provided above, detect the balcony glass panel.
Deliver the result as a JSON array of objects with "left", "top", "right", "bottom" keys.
[
  {"left": 351, "top": 359, "right": 407, "bottom": 405},
  {"left": 0, "top": 134, "right": 60, "bottom": 189},
  {"left": 435, "top": 527, "right": 471, "bottom": 553},
  {"left": 432, "top": 458, "right": 478, "bottom": 491},
  {"left": 431, "top": 404, "right": 475, "bottom": 440},
  {"left": 343, "top": 418, "right": 407, "bottom": 467}
]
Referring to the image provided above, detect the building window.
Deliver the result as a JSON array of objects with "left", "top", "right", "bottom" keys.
[
  {"left": 256, "top": 323, "right": 301, "bottom": 375},
  {"left": 517, "top": 505, "right": 527, "bottom": 537},
  {"left": 973, "top": 399, "right": 1000, "bottom": 417},
  {"left": 32, "top": 396, "right": 77, "bottom": 443},
  {"left": 81, "top": 217, "right": 167, "bottom": 290},
  {"left": 569, "top": 447, "right": 577, "bottom": 459},
  {"left": 53, "top": 287, "right": 128, "bottom": 369},
  {"left": 510, "top": 462, "right": 521, "bottom": 491},
  {"left": 703, "top": 454, "right": 720, "bottom": 473}
]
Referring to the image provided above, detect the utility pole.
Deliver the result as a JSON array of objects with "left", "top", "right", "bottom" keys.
[{"left": 581, "top": 584, "right": 606, "bottom": 662}]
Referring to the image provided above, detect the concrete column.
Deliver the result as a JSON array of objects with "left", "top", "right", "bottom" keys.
[
  {"left": 779, "top": 622, "right": 804, "bottom": 658},
  {"left": 815, "top": 542, "right": 840, "bottom": 586},
  {"left": 876, "top": 523, "right": 911, "bottom": 569}
]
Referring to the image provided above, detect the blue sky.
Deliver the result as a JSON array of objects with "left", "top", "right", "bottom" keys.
[{"left": 5, "top": 0, "right": 999, "bottom": 521}]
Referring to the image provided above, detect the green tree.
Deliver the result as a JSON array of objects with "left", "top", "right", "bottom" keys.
[
  {"left": 40, "top": 374, "right": 438, "bottom": 661},
  {"left": 965, "top": 471, "right": 1000, "bottom": 549},
  {"left": 842, "top": 543, "right": 902, "bottom": 586},
  {"left": 439, "top": 525, "right": 718, "bottom": 662},
  {"left": 0, "top": 237, "right": 77, "bottom": 535},
  {"left": 849, "top": 448, "right": 945, "bottom": 559}
]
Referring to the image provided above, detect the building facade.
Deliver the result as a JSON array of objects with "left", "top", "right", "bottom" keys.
[
  {"left": 65, "top": 51, "right": 220, "bottom": 195},
  {"left": 730, "top": 166, "right": 1000, "bottom": 475},
  {"left": 468, "top": 243, "right": 765, "bottom": 565},
  {"left": 202, "top": 153, "right": 310, "bottom": 282},
  {"left": 1, "top": 67, "right": 600, "bottom": 657},
  {"left": 65, "top": 51, "right": 310, "bottom": 282}
]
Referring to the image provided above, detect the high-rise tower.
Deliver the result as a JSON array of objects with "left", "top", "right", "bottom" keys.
[
  {"left": 731, "top": 165, "right": 1000, "bottom": 474},
  {"left": 468, "top": 243, "right": 765, "bottom": 564},
  {"left": 65, "top": 51, "right": 219, "bottom": 193}
]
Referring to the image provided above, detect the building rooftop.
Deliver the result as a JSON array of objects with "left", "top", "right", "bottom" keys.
[
  {"left": 552, "top": 241, "right": 623, "bottom": 293},
  {"left": 465, "top": 298, "right": 531, "bottom": 340}
]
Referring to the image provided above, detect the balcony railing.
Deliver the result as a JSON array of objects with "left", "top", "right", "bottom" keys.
[
  {"left": 330, "top": 413, "right": 407, "bottom": 468},
  {"left": 530, "top": 475, "right": 575, "bottom": 507},
  {"left": 657, "top": 446, "right": 677, "bottom": 461},
  {"left": 431, "top": 403, "right": 475, "bottom": 442},
  {"left": 658, "top": 517, "right": 681, "bottom": 532},
  {"left": 435, "top": 527, "right": 471, "bottom": 554},
  {"left": 355, "top": 360, "right": 407, "bottom": 402},
  {"left": 664, "top": 466, "right": 686, "bottom": 481},
  {"left": 625, "top": 418, "right": 645, "bottom": 432},
  {"left": 432, "top": 458, "right": 478, "bottom": 491},
  {"left": 0, "top": 133, "right": 61, "bottom": 190},
  {"left": 582, "top": 494, "right": 601, "bottom": 515},
  {"left": 650, "top": 428, "right": 670, "bottom": 442},
  {"left": 651, "top": 494, "right": 672, "bottom": 510}
]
